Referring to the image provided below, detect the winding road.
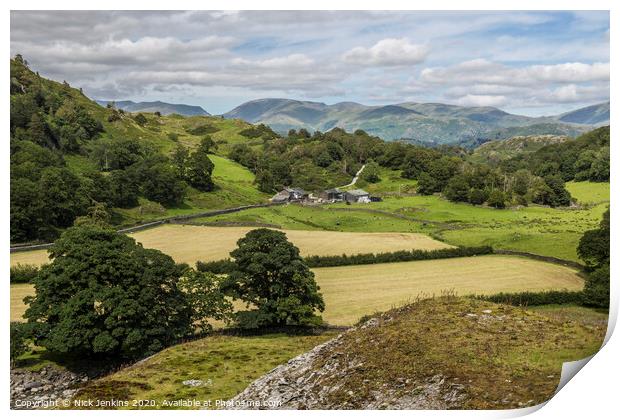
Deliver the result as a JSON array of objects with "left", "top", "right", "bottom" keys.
[{"left": 338, "top": 164, "right": 366, "bottom": 189}]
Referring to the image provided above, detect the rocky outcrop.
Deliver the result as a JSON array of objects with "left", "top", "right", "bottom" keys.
[
  {"left": 10, "top": 366, "right": 88, "bottom": 409},
  {"left": 223, "top": 318, "right": 466, "bottom": 410}
]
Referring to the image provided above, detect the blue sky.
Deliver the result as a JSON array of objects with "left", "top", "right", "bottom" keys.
[{"left": 10, "top": 10, "right": 610, "bottom": 115}]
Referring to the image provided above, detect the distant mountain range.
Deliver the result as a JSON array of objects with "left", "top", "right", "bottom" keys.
[
  {"left": 96, "top": 100, "right": 210, "bottom": 116},
  {"left": 223, "top": 99, "right": 609, "bottom": 144}
]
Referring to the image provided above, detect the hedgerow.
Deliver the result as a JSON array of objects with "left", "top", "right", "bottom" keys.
[
  {"left": 472, "top": 290, "right": 584, "bottom": 306},
  {"left": 196, "top": 246, "right": 494, "bottom": 274}
]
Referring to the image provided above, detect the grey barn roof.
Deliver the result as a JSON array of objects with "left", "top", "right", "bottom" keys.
[{"left": 346, "top": 189, "right": 369, "bottom": 196}]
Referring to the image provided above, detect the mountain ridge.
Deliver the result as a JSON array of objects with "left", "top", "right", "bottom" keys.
[{"left": 223, "top": 99, "right": 608, "bottom": 144}]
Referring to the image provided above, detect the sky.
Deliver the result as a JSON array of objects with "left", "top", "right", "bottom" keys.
[{"left": 10, "top": 10, "right": 610, "bottom": 116}]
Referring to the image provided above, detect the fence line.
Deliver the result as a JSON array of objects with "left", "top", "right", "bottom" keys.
[{"left": 494, "top": 249, "right": 585, "bottom": 270}]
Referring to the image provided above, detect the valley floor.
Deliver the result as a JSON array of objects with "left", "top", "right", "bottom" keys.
[{"left": 11, "top": 255, "right": 583, "bottom": 326}]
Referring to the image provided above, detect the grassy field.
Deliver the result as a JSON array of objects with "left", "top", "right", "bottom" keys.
[
  {"left": 11, "top": 283, "right": 33, "bottom": 322},
  {"left": 69, "top": 331, "right": 337, "bottom": 409},
  {"left": 12, "top": 181, "right": 608, "bottom": 266},
  {"left": 314, "top": 255, "right": 584, "bottom": 325},
  {"left": 529, "top": 304, "right": 608, "bottom": 326},
  {"left": 10, "top": 225, "right": 449, "bottom": 267},
  {"left": 566, "top": 181, "right": 610, "bottom": 205},
  {"left": 112, "top": 154, "right": 268, "bottom": 226},
  {"left": 198, "top": 203, "right": 428, "bottom": 232},
  {"left": 11, "top": 255, "right": 583, "bottom": 326},
  {"left": 205, "top": 185, "right": 608, "bottom": 262},
  {"left": 353, "top": 167, "right": 418, "bottom": 195}
]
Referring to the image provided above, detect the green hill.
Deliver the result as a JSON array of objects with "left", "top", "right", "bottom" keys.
[
  {"left": 10, "top": 57, "right": 268, "bottom": 242},
  {"left": 471, "top": 134, "right": 570, "bottom": 163}
]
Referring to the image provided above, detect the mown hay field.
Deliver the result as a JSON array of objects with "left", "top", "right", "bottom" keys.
[
  {"left": 11, "top": 255, "right": 583, "bottom": 326},
  {"left": 10, "top": 225, "right": 451, "bottom": 267},
  {"left": 314, "top": 255, "right": 584, "bottom": 325}
]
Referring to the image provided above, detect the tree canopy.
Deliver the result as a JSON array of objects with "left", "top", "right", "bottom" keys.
[
  {"left": 25, "top": 225, "right": 194, "bottom": 358},
  {"left": 222, "top": 228, "right": 325, "bottom": 328}
]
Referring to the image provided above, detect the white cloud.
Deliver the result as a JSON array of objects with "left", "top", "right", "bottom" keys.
[
  {"left": 9, "top": 11, "right": 610, "bottom": 115},
  {"left": 231, "top": 53, "right": 315, "bottom": 69},
  {"left": 455, "top": 94, "right": 508, "bottom": 107},
  {"left": 421, "top": 60, "right": 609, "bottom": 86},
  {"left": 343, "top": 38, "right": 428, "bottom": 67}
]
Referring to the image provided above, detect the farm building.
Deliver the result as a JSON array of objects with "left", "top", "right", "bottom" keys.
[
  {"left": 344, "top": 189, "right": 371, "bottom": 203},
  {"left": 270, "top": 191, "right": 291, "bottom": 203},
  {"left": 320, "top": 188, "right": 344, "bottom": 202},
  {"left": 270, "top": 187, "right": 308, "bottom": 203}
]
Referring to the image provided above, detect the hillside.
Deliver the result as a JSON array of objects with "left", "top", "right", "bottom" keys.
[
  {"left": 225, "top": 297, "right": 605, "bottom": 409},
  {"left": 223, "top": 98, "right": 602, "bottom": 144},
  {"left": 470, "top": 134, "right": 570, "bottom": 163},
  {"left": 557, "top": 102, "right": 610, "bottom": 125},
  {"left": 96, "top": 100, "right": 210, "bottom": 116},
  {"left": 10, "top": 57, "right": 268, "bottom": 242}
]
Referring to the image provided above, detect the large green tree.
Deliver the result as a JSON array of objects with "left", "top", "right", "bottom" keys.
[
  {"left": 577, "top": 208, "right": 610, "bottom": 307},
  {"left": 25, "top": 225, "right": 193, "bottom": 358},
  {"left": 186, "top": 139, "right": 215, "bottom": 192},
  {"left": 222, "top": 229, "right": 325, "bottom": 328}
]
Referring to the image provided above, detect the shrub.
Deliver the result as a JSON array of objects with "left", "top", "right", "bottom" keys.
[
  {"left": 583, "top": 264, "right": 610, "bottom": 308},
  {"left": 10, "top": 322, "right": 30, "bottom": 364},
  {"left": 133, "top": 113, "right": 148, "bottom": 126},
  {"left": 196, "top": 258, "right": 236, "bottom": 274},
  {"left": 487, "top": 189, "right": 506, "bottom": 209},
  {"left": 186, "top": 124, "right": 219, "bottom": 135},
  {"left": 200, "top": 246, "right": 494, "bottom": 273},
  {"left": 10, "top": 263, "right": 40, "bottom": 284},
  {"left": 468, "top": 188, "right": 488, "bottom": 205}
]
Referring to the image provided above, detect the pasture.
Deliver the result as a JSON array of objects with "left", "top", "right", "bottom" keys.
[
  {"left": 10, "top": 255, "right": 583, "bottom": 326},
  {"left": 208, "top": 184, "right": 608, "bottom": 262},
  {"left": 565, "top": 181, "right": 610, "bottom": 205},
  {"left": 10, "top": 225, "right": 450, "bottom": 267}
]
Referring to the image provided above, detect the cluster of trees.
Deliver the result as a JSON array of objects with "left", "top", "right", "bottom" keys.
[
  {"left": 11, "top": 55, "right": 103, "bottom": 152},
  {"left": 10, "top": 134, "right": 207, "bottom": 241},
  {"left": 19, "top": 224, "right": 232, "bottom": 359},
  {"left": 228, "top": 124, "right": 597, "bottom": 210},
  {"left": 239, "top": 123, "right": 278, "bottom": 140},
  {"left": 171, "top": 137, "right": 216, "bottom": 192},
  {"left": 377, "top": 140, "right": 574, "bottom": 208},
  {"left": 577, "top": 208, "right": 610, "bottom": 307},
  {"left": 11, "top": 140, "right": 89, "bottom": 241},
  {"left": 10, "top": 57, "right": 215, "bottom": 242},
  {"left": 13, "top": 226, "right": 324, "bottom": 361},
  {"left": 229, "top": 128, "right": 386, "bottom": 193},
  {"left": 500, "top": 127, "right": 610, "bottom": 183}
]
